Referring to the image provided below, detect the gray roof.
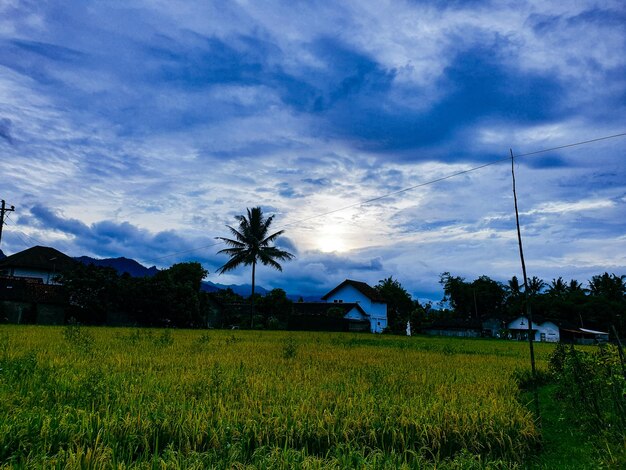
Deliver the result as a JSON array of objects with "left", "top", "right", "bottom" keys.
[
  {"left": 0, "top": 246, "right": 76, "bottom": 272},
  {"left": 321, "top": 279, "right": 385, "bottom": 303}
]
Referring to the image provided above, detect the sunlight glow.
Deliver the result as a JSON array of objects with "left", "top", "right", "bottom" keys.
[{"left": 317, "top": 225, "right": 349, "bottom": 253}]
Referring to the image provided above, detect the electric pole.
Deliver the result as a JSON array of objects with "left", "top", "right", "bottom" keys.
[
  {"left": 510, "top": 149, "right": 540, "bottom": 421},
  {"left": 0, "top": 199, "right": 15, "bottom": 249}
]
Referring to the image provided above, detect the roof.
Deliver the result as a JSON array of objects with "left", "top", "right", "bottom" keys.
[
  {"left": 0, "top": 246, "right": 76, "bottom": 272},
  {"left": 424, "top": 317, "right": 483, "bottom": 331},
  {"left": 579, "top": 327, "right": 609, "bottom": 335},
  {"left": 292, "top": 302, "right": 368, "bottom": 317},
  {"left": 321, "top": 279, "right": 385, "bottom": 303},
  {"left": 508, "top": 314, "right": 578, "bottom": 330}
]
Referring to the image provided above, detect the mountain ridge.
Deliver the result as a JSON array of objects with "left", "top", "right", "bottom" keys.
[{"left": 74, "top": 255, "right": 320, "bottom": 299}]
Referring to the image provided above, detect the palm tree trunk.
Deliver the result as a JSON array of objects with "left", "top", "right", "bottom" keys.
[{"left": 250, "top": 261, "right": 256, "bottom": 328}]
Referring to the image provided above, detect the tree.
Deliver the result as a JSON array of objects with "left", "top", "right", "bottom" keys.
[
  {"left": 440, "top": 272, "right": 473, "bottom": 318},
  {"left": 257, "top": 288, "right": 292, "bottom": 328},
  {"left": 526, "top": 276, "right": 546, "bottom": 296},
  {"left": 375, "top": 277, "right": 417, "bottom": 332},
  {"left": 588, "top": 273, "right": 626, "bottom": 302},
  {"left": 59, "top": 263, "right": 121, "bottom": 324},
  {"left": 546, "top": 277, "right": 568, "bottom": 298},
  {"left": 471, "top": 276, "right": 506, "bottom": 319},
  {"left": 216, "top": 207, "right": 294, "bottom": 328}
]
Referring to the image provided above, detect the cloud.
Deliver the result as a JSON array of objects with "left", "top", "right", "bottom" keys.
[
  {"left": 0, "top": 117, "right": 14, "bottom": 144},
  {"left": 0, "top": 1, "right": 624, "bottom": 301},
  {"left": 21, "top": 204, "right": 219, "bottom": 268}
]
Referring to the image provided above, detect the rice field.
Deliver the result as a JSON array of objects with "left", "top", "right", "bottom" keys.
[{"left": 0, "top": 326, "right": 553, "bottom": 468}]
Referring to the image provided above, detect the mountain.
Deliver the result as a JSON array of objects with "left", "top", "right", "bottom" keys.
[
  {"left": 75, "top": 256, "right": 160, "bottom": 277},
  {"left": 0, "top": 249, "right": 5, "bottom": 261},
  {"left": 74, "top": 255, "right": 317, "bottom": 299},
  {"left": 201, "top": 281, "right": 269, "bottom": 297}
]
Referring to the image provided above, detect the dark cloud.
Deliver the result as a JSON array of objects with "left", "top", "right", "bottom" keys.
[
  {"left": 0, "top": 118, "right": 14, "bottom": 144},
  {"left": 24, "top": 205, "right": 217, "bottom": 265},
  {"left": 304, "top": 252, "right": 384, "bottom": 275},
  {"left": 301, "top": 177, "right": 331, "bottom": 186},
  {"left": 261, "top": 40, "right": 565, "bottom": 157},
  {"left": 523, "top": 154, "right": 570, "bottom": 169},
  {"left": 275, "top": 236, "right": 298, "bottom": 255}
]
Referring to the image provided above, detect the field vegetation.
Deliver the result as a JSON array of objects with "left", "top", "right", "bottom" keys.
[{"left": 0, "top": 326, "right": 620, "bottom": 468}]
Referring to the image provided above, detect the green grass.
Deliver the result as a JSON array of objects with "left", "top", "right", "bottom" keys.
[{"left": 0, "top": 325, "right": 581, "bottom": 468}]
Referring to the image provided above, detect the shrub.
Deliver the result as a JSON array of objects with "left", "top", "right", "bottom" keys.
[{"left": 549, "top": 343, "right": 626, "bottom": 436}]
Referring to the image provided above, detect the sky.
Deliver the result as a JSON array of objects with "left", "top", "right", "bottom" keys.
[{"left": 1, "top": 0, "right": 625, "bottom": 302}]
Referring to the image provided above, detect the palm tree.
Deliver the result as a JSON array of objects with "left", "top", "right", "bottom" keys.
[
  {"left": 526, "top": 276, "right": 545, "bottom": 297},
  {"left": 216, "top": 207, "right": 294, "bottom": 327},
  {"left": 547, "top": 277, "right": 567, "bottom": 298}
]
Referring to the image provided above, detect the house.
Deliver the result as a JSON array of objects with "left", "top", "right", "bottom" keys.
[
  {"left": 289, "top": 302, "right": 370, "bottom": 332},
  {"left": 0, "top": 246, "right": 75, "bottom": 324},
  {"left": 321, "top": 279, "right": 388, "bottom": 333},
  {"left": 0, "top": 245, "right": 76, "bottom": 284},
  {"left": 482, "top": 317, "right": 506, "bottom": 338},
  {"left": 507, "top": 316, "right": 565, "bottom": 343},
  {"left": 422, "top": 317, "right": 483, "bottom": 338},
  {"left": 559, "top": 327, "right": 610, "bottom": 345}
]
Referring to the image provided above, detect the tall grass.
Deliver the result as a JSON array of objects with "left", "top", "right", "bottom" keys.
[{"left": 0, "top": 326, "right": 550, "bottom": 468}]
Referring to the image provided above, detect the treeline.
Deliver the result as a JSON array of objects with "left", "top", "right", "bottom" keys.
[
  {"left": 435, "top": 271, "right": 626, "bottom": 334},
  {"left": 59, "top": 262, "right": 212, "bottom": 327},
  {"left": 58, "top": 262, "right": 294, "bottom": 328},
  {"left": 58, "top": 262, "right": 626, "bottom": 334}
]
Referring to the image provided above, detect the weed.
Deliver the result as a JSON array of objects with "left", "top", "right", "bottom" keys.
[
  {"left": 154, "top": 329, "right": 174, "bottom": 347},
  {"left": 63, "top": 320, "right": 95, "bottom": 354},
  {"left": 281, "top": 336, "right": 298, "bottom": 359}
]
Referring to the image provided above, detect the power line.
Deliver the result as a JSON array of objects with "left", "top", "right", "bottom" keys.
[
  {"left": 0, "top": 199, "right": 15, "bottom": 249},
  {"left": 2, "top": 215, "right": 44, "bottom": 249},
  {"left": 19, "top": 132, "right": 626, "bottom": 263},
  {"left": 515, "top": 132, "right": 626, "bottom": 157},
  {"left": 279, "top": 131, "right": 626, "bottom": 230},
  {"left": 149, "top": 131, "right": 626, "bottom": 262}
]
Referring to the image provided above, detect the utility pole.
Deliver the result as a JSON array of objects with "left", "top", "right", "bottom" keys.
[
  {"left": 510, "top": 149, "right": 540, "bottom": 421},
  {"left": 0, "top": 199, "right": 15, "bottom": 249}
]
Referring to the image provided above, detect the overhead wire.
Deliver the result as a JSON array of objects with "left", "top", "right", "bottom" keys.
[
  {"left": 2, "top": 217, "right": 32, "bottom": 249},
  {"left": 148, "top": 131, "right": 626, "bottom": 262},
  {"left": 7, "top": 131, "right": 626, "bottom": 263}
]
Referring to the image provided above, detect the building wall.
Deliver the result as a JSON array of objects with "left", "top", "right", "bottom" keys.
[
  {"left": 36, "top": 304, "right": 65, "bottom": 325},
  {"left": 343, "top": 307, "right": 368, "bottom": 321},
  {"left": 507, "top": 317, "right": 560, "bottom": 342},
  {"left": 0, "top": 301, "right": 31, "bottom": 323},
  {"left": 0, "top": 301, "right": 64, "bottom": 325},
  {"left": 326, "top": 284, "right": 387, "bottom": 333},
  {"left": 423, "top": 328, "right": 480, "bottom": 338},
  {"left": 8, "top": 267, "right": 58, "bottom": 284}
]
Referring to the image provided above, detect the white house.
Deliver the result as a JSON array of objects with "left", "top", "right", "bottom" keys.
[
  {"left": 322, "top": 279, "right": 388, "bottom": 333},
  {"left": 507, "top": 316, "right": 560, "bottom": 342},
  {"left": 0, "top": 246, "right": 76, "bottom": 284}
]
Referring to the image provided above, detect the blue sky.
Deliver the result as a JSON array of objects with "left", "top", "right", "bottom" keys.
[{"left": 1, "top": 1, "right": 625, "bottom": 302}]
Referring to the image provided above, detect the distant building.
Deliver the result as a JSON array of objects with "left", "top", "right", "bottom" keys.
[
  {"left": 321, "top": 279, "right": 388, "bottom": 333},
  {"left": 0, "top": 245, "right": 76, "bottom": 284},
  {"left": 506, "top": 315, "right": 609, "bottom": 344},
  {"left": 422, "top": 317, "right": 483, "bottom": 338},
  {"left": 508, "top": 316, "right": 561, "bottom": 342},
  {"left": 289, "top": 301, "right": 370, "bottom": 332},
  {"left": 0, "top": 246, "right": 74, "bottom": 325}
]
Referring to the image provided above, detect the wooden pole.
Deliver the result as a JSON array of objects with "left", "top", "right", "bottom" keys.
[{"left": 511, "top": 149, "right": 540, "bottom": 420}]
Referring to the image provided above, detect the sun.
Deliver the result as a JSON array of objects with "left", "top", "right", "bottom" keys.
[
  {"left": 317, "top": 225, "right": 348, "bottom": 253},
  {"left": 318, "top": 235, "right": 347, "bottom": 253}
]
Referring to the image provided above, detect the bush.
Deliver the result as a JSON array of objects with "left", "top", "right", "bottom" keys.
[
  {"left": 548, "top": 343, "right": 626, "bottom": 436},
  {"left": 63, "top": 319, "right": 95, "bottom": 354}
]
